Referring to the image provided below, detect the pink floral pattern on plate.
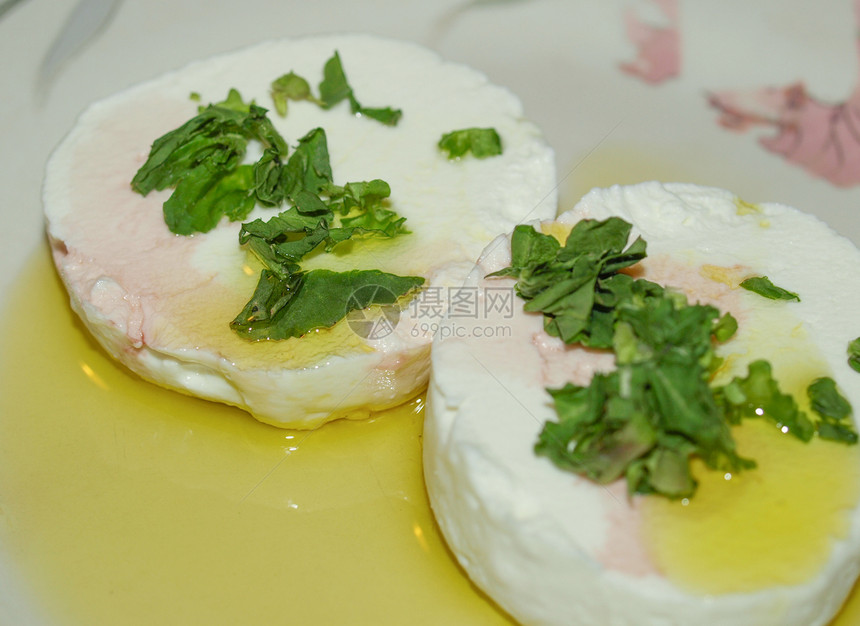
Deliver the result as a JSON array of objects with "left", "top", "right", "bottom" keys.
[
  {"left": 619, "top": 0, "right": 681, "bottom": 85},
  {"left": 707, "top": 1, "right": 860, "bottom": 187}
]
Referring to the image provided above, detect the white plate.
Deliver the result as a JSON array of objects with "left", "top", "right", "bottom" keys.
[{"left": 3, "top": 1, "right": 860, "bottom": 623}]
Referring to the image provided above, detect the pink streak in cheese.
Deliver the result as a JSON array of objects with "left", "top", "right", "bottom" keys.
[
  {"left": 532, "top": 330, "right": 615, "bottom": 389},
  {"left": 637, "top": 253, "right": 746, "bottom": 323},
  {"left": 599, "top": 482, "right": 660, "bottom": 577},
  {"left": 51, "top": 95, "right": 211, "bottom": 350}
]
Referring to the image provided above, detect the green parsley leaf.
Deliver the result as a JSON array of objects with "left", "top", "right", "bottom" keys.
[
  {"left": 538, "top": 375, "right": 659, "bottom": 486},
  {"left": 231, "top": 269, "right": 423, "bottom": 340},
  {"left": 162, "top": 164, "right": 257, "bottom": 235},
  {"left": 713, "top": 312, "right": 739, "bottom": 343},
  {"left": 715, "top": 360, "right": 815, "bottom": 441},
  {"left": 253, "top": 148, "right": 287, "bottom": 207},
  {"left": 245, "top": 216, "right": 330, "bottom": 272},
  {"left": 211, "top": 88, "right": 253, "bottom": 113},
  {"left": 353, "top": 104, "right": 403, "bottom": 126},
  {"left": 816, "top": 421, "right": 859, "bottom": 444},
  {"left": 253, "top": 127, "right": 334, "bottom": 207},
  {"left": 319, "top": 52, "right": 352, "bottom": 108},
  {"left": 807, "top": 377, "right": 858, "bottom": 443},
  {"left": 739, "top": 276, "right": 800, "bottom": 301},
  {"left": 160, "top": 160, "right": 246, "bottom": 235},
  {"left": 282, "top": 127, "right": 334, "bottom": 197},
  {"left": 132, "top": 92, "right": 289, "bottom": 234},
  {"left": 265, "top": 128, "right": 332, "bottom": 206},
  {"left": 487, "top": 224, "right": 560, "bottom": 278},
  {"left": 493, "top": 218, "right": 646, "bottom": 347},
  {"left": 243, "top": 104, "right": 289, "bottom": 154},
  {"left": 331, "top": 180, "right": 408, "bottom": 238},
  {"left": 319, "top": 51, "right": 402, "bottom": 126},
  {"left": 808, "top": 377, "right": 851, "bottom": 420},
  {"left": 239, "top": 208, "right": 327, "bottom": 246},
  {"left": 848, "top": 337, "right": 860, "bottom": 373},
  {"left": 438, "top": 128, "right": 503, "bottom": 159},
  {"left": 334, "top": 179, "right": 391, "bottom": 214},
  {"left": 131, "top": 106, "right": 248, "bottom": 196},
  {"left": 270, "top": 71, "right": 318, "bottom": 117}
]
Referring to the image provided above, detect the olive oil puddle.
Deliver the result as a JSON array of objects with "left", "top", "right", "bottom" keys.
[
  {"left": 0, "top": 246, "right": 512, "bottom": 626},
  {"left": 643, "top": 419, "right": 860, "bottom": 596},
  {"left": 638, "top": 287, "right": 860, "bottom": 620},
  {"left": 4, "top": 247, "right": 860, "bottom": 625}
]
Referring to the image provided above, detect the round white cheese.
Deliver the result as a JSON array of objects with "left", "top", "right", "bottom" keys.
[
  {"left": 43, "top": 34, "right": 557, "bottom": 428},
  {"left": 424, "top": 182, "right": 860, "bottom": 625}
]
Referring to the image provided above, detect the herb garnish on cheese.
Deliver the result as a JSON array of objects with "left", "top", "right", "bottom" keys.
[
  {"left": 270, "top": 51, "right": 403, "bottom": 125},
  {"left": 492, "top": 217, "right": 857, "bottom": 499},
  {"left": 131, "top": 90, "right": 284, "bottom": 235},
  {"left": 131, "top": 54, "right": 422, "bottom": 341},
  {"left": 739, "top": 276, "right": 801, "bottom": 301},
  {"left": 847, "top": 338, "right": 860, "bottom": 373},
  {"left": 438, "top": 128, "right": 503, "bottom": 159}
]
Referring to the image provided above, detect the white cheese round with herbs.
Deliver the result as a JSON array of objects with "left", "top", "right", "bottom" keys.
[
  {"left": 43, "top": 34, "right": 557, "bottom": 428},
  {"left": 424, "top": 181, "right": 860, "bottom": 625}
]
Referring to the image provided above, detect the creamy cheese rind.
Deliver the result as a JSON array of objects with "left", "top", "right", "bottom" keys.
[
  {"left": 424, "top": 182, "right": 860, "bottom": 625},
  {"left": 43, "top": 34, "right": 557, "bottom": 428}
]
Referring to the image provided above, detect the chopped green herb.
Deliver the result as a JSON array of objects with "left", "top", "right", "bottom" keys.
[
  {"left": 210, "top": 88, "right": 256, "bottom": 113},
  {"left": 739, "top": 276, "right": 800, "bottom": 301},
  {"left": 231, "top": 125, "right": 417, "bottom": 339},
  {"left": 270, "top": 71, "right": 318, "bottom": 117},
  {"left": 537, "top": 355, "right": 755, "bottom": 499},
  {"left": 816, "top": 421, "right": 858, "bottom": 444},
  {"left": 163, "top": 164, "right": 257, "bottom": 235},
  {"left": 489, "top": 218, "right": 646, "bottom": 347},
  {"left": 715, "top": 360, "right": 815, "bottom": 441},
  {"left": 713, "top": 312, "right": 739, "bottom": 343},
  {"left": 808, "top": 377, "right": 851, "bottom": 420},
  {"left": 267, "top": 53, "right": 402, "bottom": 125},
  {"left": 132, "top": 91, "right": 288, "bottom": 234},
  {"left": 137, "top": 47, "right": 405, "bottom": 234},
  {"left": 319, "top": 51, "right": 402, "bottom": 126},
  {"left": 253, "top": 127, "right": 335, "bottom": 207},
  {"left": 133, "top": 99, "right": 249, "bottom": 196},
  {"left": 808, "top": 377, "right": 858, "bottom": 443},
  {"left": 848, "top": 337, "right": 860, "bottom": 373},
  {"left": 318, "top": 52, "right": 353, "bottom": 109},
  {"left": 438, "top": 128, "right": 503, "bottom": 159},
  {"left": 332, "top": 180, "right": 408, "bottom": 238},
  {"left": 231, "top": 268, "right": 423, "bottom": 341},
  {"left": 236, "top": 174, "right": 419, "bottom": 340},
  {"left": 233, "top": 135, "right": 420, "bottom": 339},
  {"left": 495, "top": 217, "right": 855, "bottom": 500}
]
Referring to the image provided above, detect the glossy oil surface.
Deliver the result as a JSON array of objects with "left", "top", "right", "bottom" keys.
[
  {"left": 0, "top": 248, "right": 512, "bottom": 626},
  {"left": 4, "top": 248, "right": 860, "bottom": 625},
  {"left": 643, "top": 418, "right": 860, "bottom": 595}
]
